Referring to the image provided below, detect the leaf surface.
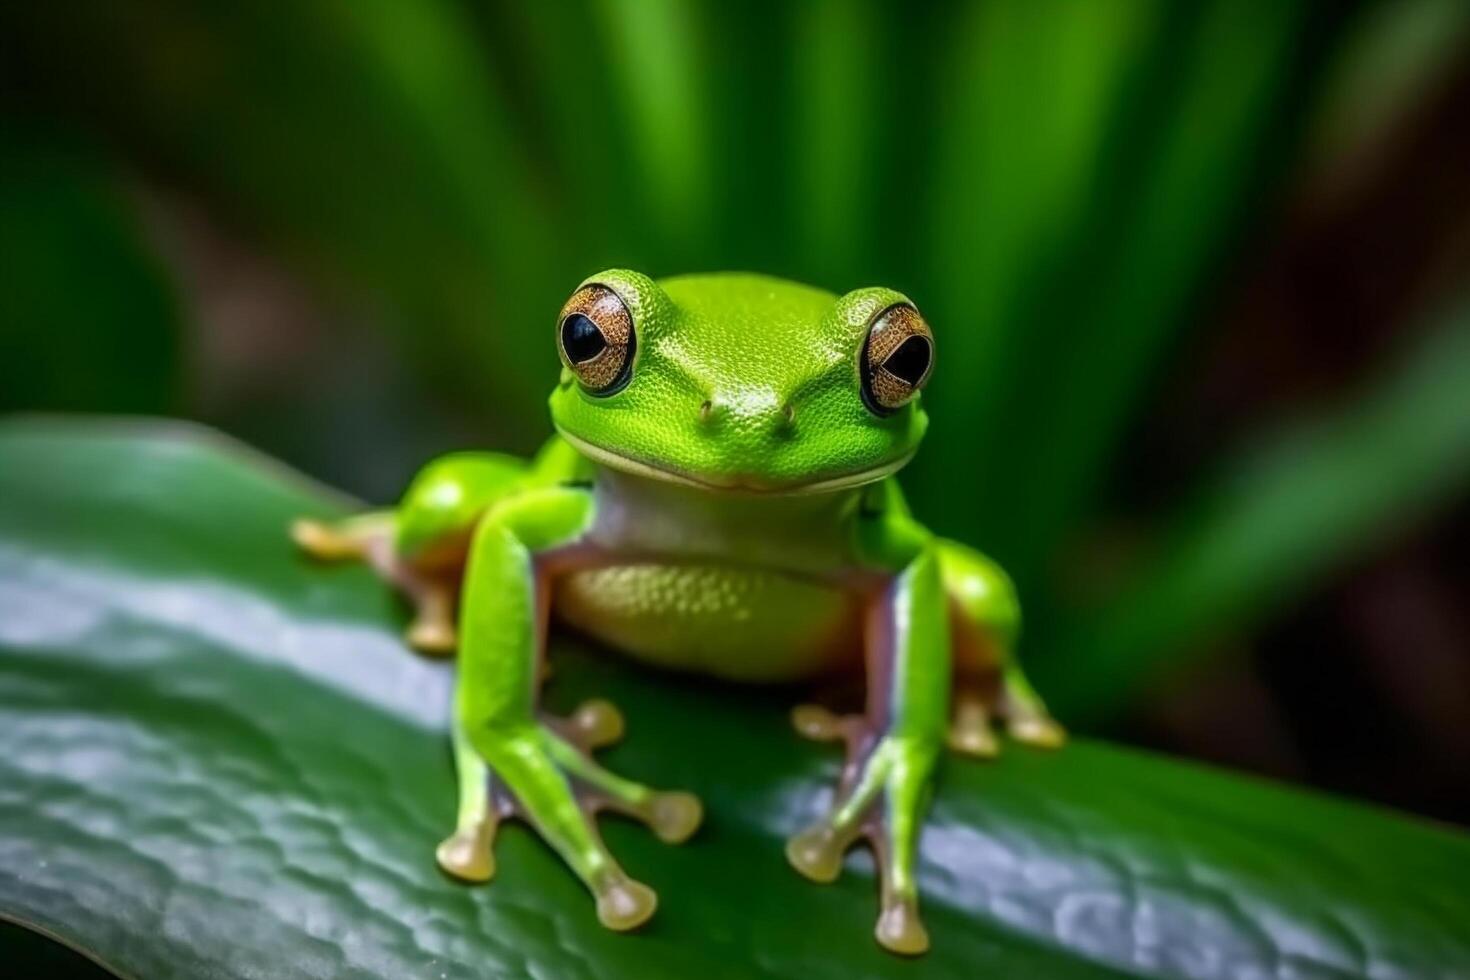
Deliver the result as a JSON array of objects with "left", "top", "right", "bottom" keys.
[{"left": 0, "top": 419, "right": 1466, "bottom": 979}]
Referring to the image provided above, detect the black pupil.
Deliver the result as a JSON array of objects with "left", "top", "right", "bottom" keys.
[
  {"left": 561, "top": 313, "right": 607, "bottom": 363},
  {"left": 883, "top": 336, "right": 931, "bottom": 386}
]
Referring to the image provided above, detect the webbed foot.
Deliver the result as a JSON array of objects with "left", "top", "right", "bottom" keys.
[
  {"left": 404, "top": 583, "right": 457, "bottom": 656},
  {"left": 442, "top": 699, "right": 702, "bottom": 931},
  {"left": 946, "top": 688, "right": 1000, "bottom": 758},
  {"left": 292, "top": 513, "right": 463, "bottom": 657},
  {"left": 943, "top": 666, "right": 1066, "bottom": 759},
  {"left": 291, "top": 516, "right": 380, "bottom": 561},
  {"left": 789, "top": 705, "right": 938, "bottom": 956},
  {"left": 999, "top": 664, "right": 1066, "bottom": 749}
]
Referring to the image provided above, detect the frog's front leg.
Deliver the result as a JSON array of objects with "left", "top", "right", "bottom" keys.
[
  {"left": 444, "top": 485, "right": 702, "bottom": 930},
  {"left": 786, "top": 546, "right": 950, "bottom": 955}
]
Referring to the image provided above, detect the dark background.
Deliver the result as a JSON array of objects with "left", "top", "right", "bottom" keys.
[{"left": 2, "top": 1, "right": 1467, "bottom": 824}]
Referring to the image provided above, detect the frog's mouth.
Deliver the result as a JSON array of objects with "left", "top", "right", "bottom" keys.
[{"left": 556, "top": 429, "right": 913, "bottom": 496}]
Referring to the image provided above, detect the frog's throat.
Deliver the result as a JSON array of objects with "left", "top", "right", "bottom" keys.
[{"left": 555, "top": 428, "right": 913, "bottom": 496}]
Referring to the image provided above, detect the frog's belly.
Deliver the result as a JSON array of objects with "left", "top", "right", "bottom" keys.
[{"left": 553, "top": 564, "right": 861, "bottom": 682}]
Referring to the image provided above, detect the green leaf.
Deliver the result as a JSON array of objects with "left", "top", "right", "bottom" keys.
[
  {"left": 1039, "top": 299, "right": 1470, "bottom": 723},
  {"left": 1, "top": 418, "right": 1467, "bottom": 979}
]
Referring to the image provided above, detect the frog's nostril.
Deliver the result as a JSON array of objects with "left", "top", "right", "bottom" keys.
[
  {"left": 779, "top": 403, "right": 796, "bottom": 430},
  {"left": 697, "top": 399, "right": 714, "bottom": 425}
]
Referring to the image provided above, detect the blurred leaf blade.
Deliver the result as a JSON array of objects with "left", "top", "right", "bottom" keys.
[
  {"left": 919, "top": 0, "right": 1162, "bottom": 492},
  {"left": 0, "top": 124, "right": 182, "bottom": 415},
  {"left": 915, "top": 0, "right": 1334, "bottom": 591},
  {"left": 790, "top": 0, "right": 881, "bottom": 286},
  {"left": 1041, "top": 298, "right": 1470, "bottom": 721},
  {"left": 1, "top": 419, "right": 1469, "bottom": 979},
  {"left": 1307, "top": 0, "right": 1470, "bottom": 181},
  {"left": 2, "top": 1, "right": 567, "bottom": 439},
  {"left": 592, "top": 0, "right": 713, "bottom": 262},
  {"left": 470, "top": 0, "right": 636, "bottom": 270}
]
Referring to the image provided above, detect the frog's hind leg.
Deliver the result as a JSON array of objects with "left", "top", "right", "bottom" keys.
[
  {"left": 292, "top": 511, "right": 391, "bottom": 562},
  {"left": 292, "top": 452, "right": 528, "bottom": 655},
  {"left": 293, "top": 508, "right": 461, "bottom": 654},
  {"left": 938, "top": 540, "right": 1065, "bottom": 754}
]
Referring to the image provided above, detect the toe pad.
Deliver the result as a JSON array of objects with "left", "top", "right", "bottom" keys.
[
  {"left": 876, "top": 897, "right": 930, "bottom": 955},
  {"left": 1010, "top": 716, "right": 1067, "bottom": 749},
  {"left": 595, "top": 875, "right": 657, "bottom": 931},
  {"left": 786, "top": 825, "right": 851, "bottom": 883},
  {"left": 647, "top": 791, "right": 703, "bottom": 844},
  {"left": 436, "top": 828, "right": 495, "bottom": 883}
]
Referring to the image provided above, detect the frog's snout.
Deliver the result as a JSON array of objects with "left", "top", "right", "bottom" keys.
[{"left": 697, "top": 388, "right": 796, "bottom": 436}]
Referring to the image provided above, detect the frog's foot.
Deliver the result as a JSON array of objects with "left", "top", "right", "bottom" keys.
[
  {"left": 293, "top": 514, "right": 466, "bottom": 657},
  {"left": 946, "top": 687, "right": 1000, "bottom": 759},
  {"left": 999, "top": 665, "right": 1066, "bottom": 749},
  {"left": 435, "top": 700, "right": 629, "bottom": 880},
  {"left": 942, "top": 669, "right": 1065, "bottom": 757},
  {"left": 436, "top": 783, "right": 507, "bottom": 884},
  {"left": 448, "top": 706, "right": 702, "bottom": 931},
  {"left": 788, "top": 707, "right": 939, "bottom": 956},
  {"left": 291, "top": 515, "right": 386, "bottom": 561},
  {"left": 548, "top": 697, "right": 626, "bottom": 751},
  {"left": 404, "top": 581, "right": 457, "bottom": 656}
]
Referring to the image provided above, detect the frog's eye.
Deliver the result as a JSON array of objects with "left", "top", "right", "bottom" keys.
[
  {"left": 860, "top": 303, "right": 933, "bottom": 414},
  {"left": 557, "top": 284, "right": 636, "bottom": 395}
]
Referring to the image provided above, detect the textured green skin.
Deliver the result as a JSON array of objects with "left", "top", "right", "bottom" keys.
[
  {"left": 371, "top": 271, "right": 1047, "bottom": 949},
  {"left": 548, "top": 271, "right": 926, "bottom": 489},
  {"left": 4, "top": 420, "right": 1470, "bottom": 979}
]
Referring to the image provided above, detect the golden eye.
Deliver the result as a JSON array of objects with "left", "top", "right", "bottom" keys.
[
  {"left": 557, "top": 284, "right": 635, "bottom": 394},
  {"left": 860, "top": 303, "right": 933, "bottom": 414}
]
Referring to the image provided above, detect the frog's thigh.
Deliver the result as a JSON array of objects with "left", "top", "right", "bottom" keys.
[
  {"left": 936, "top": 540, "right": 1016, "bottom": 756},
  {"left": 938, "top": 538, "right": 1065, "bottom": 750},
  {"left": 936, "top": 539, "right": 1019, "bottom": 675},
  {"left": 365, "top": 452, "right": 527, "bottom": 655},
  {"left": 395, "top": 452, "right": 529, "bottom": 562}
]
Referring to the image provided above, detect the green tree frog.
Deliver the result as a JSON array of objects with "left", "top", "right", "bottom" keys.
[{"left": 293, "top": 270, "right": 1064, "bottom": 956}]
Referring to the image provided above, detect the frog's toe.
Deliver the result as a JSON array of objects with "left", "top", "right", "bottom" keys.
[
  {"left": 1000, "top": 665, "right": 1066, "bottom": 749},
  {"left": 597, "top": 787, "right": 704, "bottom": 845},
  {"left": 786, "top": 822, "right": 861, "bottom": 883},
  {"left": 948, "top": 723, "right": 999, "bottom": 758},
  {"left": 1008, "top": 714, "right": 1067, "bottom": 749},
  {"left": 407, "top": 615, "right": 457, "bottom": 655},
  {"left": 564, "top": 698, "right": 625, "bottom": 750},
  {"left": 593, "top": 871, "right": 658, "bottom": 931},
  {"left": 435, "top": 821, "right": 496, "bottom": 882},
  {"left": 545, "top": 721, "right": 704, "bottom": 847},
  {"left": 947, "top": 691, "right": 1000, "bottom": 759},
  {"left": 791, "top": 703, "right": 860, "bottom": 744},
  {"left": 645, "top": 791, "right": 703, "bottom": 844},
  {"left": 876, "top": 895, "right": 930, "bottom": 956},
  {"left": 291, "top": 518, "right": 364, "bottom": 561}
]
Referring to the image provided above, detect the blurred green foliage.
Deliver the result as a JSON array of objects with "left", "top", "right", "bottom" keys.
[
  {"left": 0, "top": 125, "right": 180, "bottom": 414},
  {"left": 2, "top": 0, "right": 1468, "bottom": 724}
]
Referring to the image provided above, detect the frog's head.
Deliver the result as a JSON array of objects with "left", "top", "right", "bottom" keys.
[{"left": 548, "top": 270, "right": 933, "bottom": 494}]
